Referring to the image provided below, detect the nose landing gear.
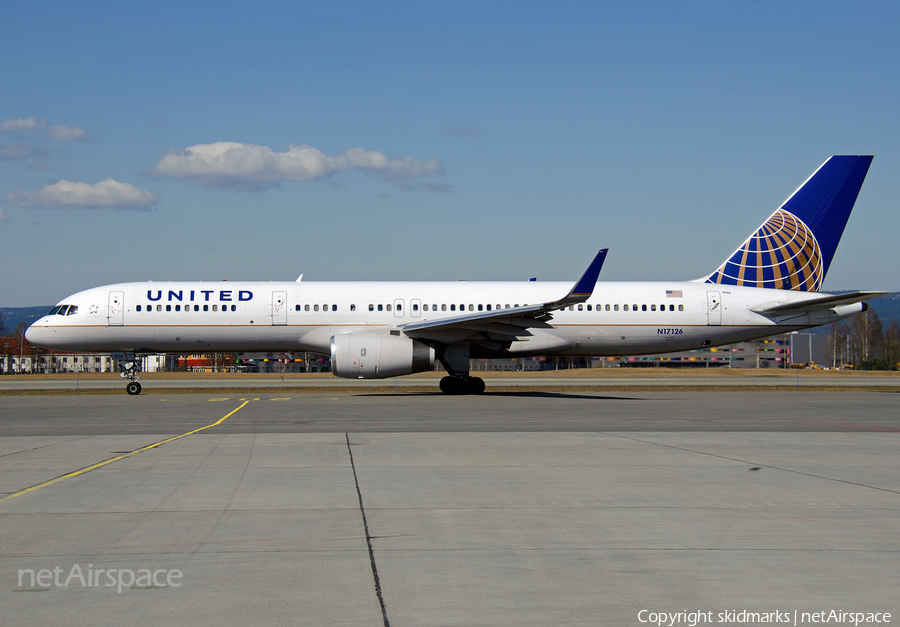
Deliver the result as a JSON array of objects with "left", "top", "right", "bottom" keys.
[{"left": 117, "top": 355, "right": 143, "bottom": 395}]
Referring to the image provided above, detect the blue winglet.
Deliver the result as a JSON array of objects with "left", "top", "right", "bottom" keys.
[{"left": 553, "top": 249, "right": 608, "bottom": 307}]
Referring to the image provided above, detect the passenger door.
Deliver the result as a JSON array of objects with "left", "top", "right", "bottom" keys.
[
  {"left": 706, "top": 291, "right": 722, "bottom": 326},
  {"left": 108, "top": 291, "right": 124, "bottom": 326},
  {"left": 272, "top": 291, "right": 287, "bottom": 326}
]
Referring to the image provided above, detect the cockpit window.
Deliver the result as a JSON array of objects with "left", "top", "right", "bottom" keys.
[{"left": 47, "top": 304, "right": 79, "bottom": 316}]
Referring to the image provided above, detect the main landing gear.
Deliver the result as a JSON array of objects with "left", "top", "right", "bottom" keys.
[
  {"left": 117, "top": 355, "right": 143, "bottom": 395},
  {"left": 439, "top": 375, "right": 485, "bottom": 395}
]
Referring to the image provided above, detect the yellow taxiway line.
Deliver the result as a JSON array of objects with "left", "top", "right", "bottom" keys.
[{"left": 0, "top": 400, "right": 250, "bottom": 504}]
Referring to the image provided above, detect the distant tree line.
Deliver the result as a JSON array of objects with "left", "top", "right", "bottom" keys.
[{"left": 828, "top": 310, "right": 900, "bottom": 370}]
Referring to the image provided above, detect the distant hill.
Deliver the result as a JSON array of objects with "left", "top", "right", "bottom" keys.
[
  {"left": 0, "top": 306, "right": 51, "bottom": 335},
  {"left": 865, "top": 291, "right": 900, "bottom": 328}
]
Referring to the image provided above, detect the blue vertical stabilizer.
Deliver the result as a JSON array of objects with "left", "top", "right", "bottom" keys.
[{"left": 706, "top": 155, "right": 873, "bottom": 291}]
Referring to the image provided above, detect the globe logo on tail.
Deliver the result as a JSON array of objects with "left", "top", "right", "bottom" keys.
[{"left": 706, "top": 209, "right": 823, "bottom": 292}]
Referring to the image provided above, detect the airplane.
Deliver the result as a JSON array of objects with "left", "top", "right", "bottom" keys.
[{"left": 26, "top": 155, "right": 885, "bottom": 395}]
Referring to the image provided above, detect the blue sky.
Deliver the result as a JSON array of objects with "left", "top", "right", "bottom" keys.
[{"left": 2, "top": 0, "right": 898, "bottom": 306}]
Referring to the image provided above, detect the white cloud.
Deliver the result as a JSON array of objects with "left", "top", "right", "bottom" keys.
[
  {"left": 0, "top": 116, "right": 43, "bottom": 133},
  {"left": 0, "top": 207, "right": 9, "bottom": 223},
  {"left": 3, "top": 179, "right": 159, "bottom": 211},
  {"left": 145, "top": 141, "right": 445, "bottom": 191},
  {"left": 1, "top": 116, "right": 87, "bottom": 142},
  {"left": 0, "top": 143, "right": 47, "bottom": 160},
  {"left": 46, "top": 124, "right": 87, "bottom": 142}
]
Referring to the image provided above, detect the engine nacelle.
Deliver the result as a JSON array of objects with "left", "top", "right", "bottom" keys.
[{"left": 331, "top": 330, "right": 435, "bottom": 379}]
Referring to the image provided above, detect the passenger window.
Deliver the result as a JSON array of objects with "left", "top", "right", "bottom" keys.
[
  {"left": 368, "top": 304, "right": 373, "bottom": 311},
  {"left": 136, "top": 305, "right": 142, "bottom": 312},
  {"left": 505, "top": 304, "right": 510, "bottom": 309},
  {"left": 669, "top": 304, "right": 675, "bottom": 311},
  {"left": 166, "top": 305, "right": 172, "bottom": 312},
  {"left": 175, "top": 305, "right": 181, "bottom": 312},
  {"left": 642, "top": 304, "right": 647, "bottom": 311},
  {"left": 587, "top": 305, "right": 592, "bottom": 311},
  {"left": 295, "top": 305, "right": 301, "bottom": 311},
  {"left": 614, "top": 304, "right": 619, "bottom": 311},
  {"left": 442, "top": 304, "right": 447, "bottom": 311},
  {"left": 469, "top": 304, "right": 474, "bottom": 311},
  {"left": 651, "top": 304, "right": 656, "bottom": 311},
  {"left": 314, "top": 305, "right": 319, "bottom": 311},
  {"left": 332, "top": 305, "right": 337, "bottom": 311},
  {"left": 678, "top": 304, "right": 684, "bottom": 311},
  {"left": 231, "top": 305, "right": 236, "bottom": 311},
  {"left": 450, "top": 304, "right": 456, "bottom": 311},
  {"left": 378, "top": 304, "right": 383, "bottom": 311},
  {"left": 350, "top": 304, "right": 356, "bottom": 311},
  {"left": 623, "top": 304, "right": 629, "bottom": 311},
  {"left": 605, "top": 304, "right": 610, "bottom": 311},
  {"left": 387, "top": 304, "right": 392, "bottom": 311},
  {"left": 478, "top": 304, "right": 483, "bottom": 311},
  {"left": 578, "top": 304, "right": 583, "bottom": 311},
  {"left": 396, "top": 304, "right": 401, "bottom": 311},
  {"left": 422, "top": 304, "right": 427, "bottom": 311},
  {"left": 195, "top": 305, "right": 200, "bottom": 311},
  {"left": 633, "top": 304, "right": 638, "bottom": 311}
]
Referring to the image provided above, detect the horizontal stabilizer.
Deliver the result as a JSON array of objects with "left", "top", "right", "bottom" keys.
[{"left": 750, "top": 291, "right": 887, "bottom": 317}]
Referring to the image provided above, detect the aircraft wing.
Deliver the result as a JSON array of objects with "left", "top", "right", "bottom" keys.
[
  {"left": 402, "top": 249, "right": 608, "bottom": 345},
  {"left": 750, "top": 291, "right": 887, "bottom": 317}
]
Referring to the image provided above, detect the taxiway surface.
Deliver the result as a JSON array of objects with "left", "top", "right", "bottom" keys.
[{"left": 1, "top": 392, "right": 898, "bottom": 626}]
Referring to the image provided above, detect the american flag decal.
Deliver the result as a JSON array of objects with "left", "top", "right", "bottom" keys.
[{"left": 666, "top": 290, "right": 683, "bottom": 298}]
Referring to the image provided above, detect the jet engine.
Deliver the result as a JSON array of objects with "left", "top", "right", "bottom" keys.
[{"left": 331, "top": 330, "right": 435, "bottom": 379}]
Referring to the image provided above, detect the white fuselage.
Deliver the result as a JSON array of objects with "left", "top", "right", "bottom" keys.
[{"left": 26, "top": 279, "right": 854, "bottom": 358}]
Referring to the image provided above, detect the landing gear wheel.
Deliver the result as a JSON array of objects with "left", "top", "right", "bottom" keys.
[
  {"left": 439, "top": 376, "right": 460, "bottom": 394},
  {"left": 126, "top": 381, "right": 142, "bottom": 395},
  {"left": 439, "top": 376, "right": 485, "bottom": 395}
]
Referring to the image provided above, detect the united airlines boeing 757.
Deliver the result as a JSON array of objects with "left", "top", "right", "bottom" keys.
[{"left": 26, "top": 156, "right": 885, "bottom": 394}]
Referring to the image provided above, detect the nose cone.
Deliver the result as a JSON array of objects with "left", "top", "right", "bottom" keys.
[{"left": 25, "top": 323, "right": 43, "bottom": 347}]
